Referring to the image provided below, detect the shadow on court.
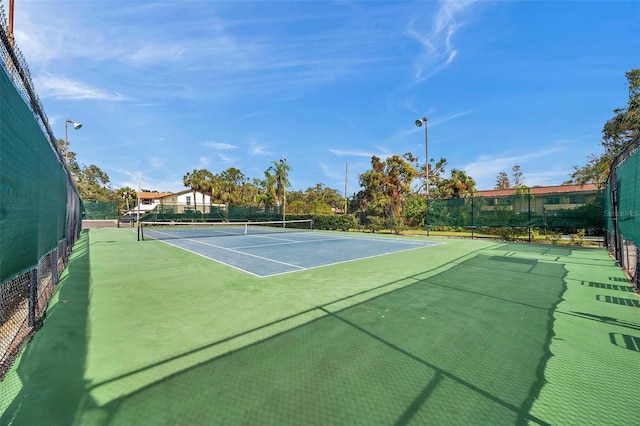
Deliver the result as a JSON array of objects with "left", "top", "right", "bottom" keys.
[
  {"left": 41, "top": 255, "right": 566, "bottom": 423},
  {"left": 0, "top": 230, "right": 92, "bottom": 425},
  {"left": 2, "top": 230, "right": 639, "bottom": 425}
]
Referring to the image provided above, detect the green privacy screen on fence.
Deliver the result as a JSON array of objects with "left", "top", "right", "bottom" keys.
[
  {"left": 0, "top": 68, "right": 68, "bottom": 281},
  {"left": 83, "top": 201, "right": 118, "bottom": 220},
  {"left": 0, "top": 4, "right": 82, "bottom": 379},
  {"left": 606, "top": 141, "right": 640, "bottom": 241},
  {"left": 425, "top": 191, "right": 603, "bottom": 232},
  {"left": 603, "top": 136, "right": 640, "bottom": 284}
]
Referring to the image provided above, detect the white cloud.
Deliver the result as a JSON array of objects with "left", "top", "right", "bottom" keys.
[
  {"left": 525, "top": 169, "right": 575, "bottom": 187},
  {"left": 34, "top": 75, "right": 131, "bottom": 101},
  {"left": 406, "top": 0, "right": 478, "bottom": 81},
  {"left": 202, "top": 141, "right": 238, "bottom": 150},
  {"left": 387, "top": 110, "right": 476, "bottom": 144},
  {"left": 216, "top": 152, "right": 236, "bottom": 164},
  {"left": 320, "top": 162, "right": 343, "bottom": 182},
  {"left": 329, "top": 149, "right": 375, "bottom": 157},
  {"left": 148, "top": 157, "right": 165, "bottom": 169},
  {"left": 249, "top": 139, "right": 269, "bottom": 156},
  {"left": 199, "top": 157, "right": 210, "bottom": 167},
  {"left": 463, "top": 147, "right": 562, "bottom": 189}
]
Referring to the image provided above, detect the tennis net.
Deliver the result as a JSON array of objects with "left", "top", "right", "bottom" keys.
[{"left": 140, "top": 219, "right": 314, "bottom": 241}]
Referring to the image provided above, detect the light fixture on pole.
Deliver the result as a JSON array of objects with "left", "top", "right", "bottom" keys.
[
  {"left": 64, "top": 119, "right": 82, "bottom": 164},
  {"left": 415, "top": 117, "right": 429, "bottom": 236}
]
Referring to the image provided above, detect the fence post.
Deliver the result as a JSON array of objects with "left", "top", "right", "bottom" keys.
[
  {"left": 610, "top": 164, "right": 623, "bottom": 265},
  {"left": 635, "top": 246, "right": 640, "bottom": 287},
  {"left": 28, "top": 268, "right": 38, "bottom": 328},
  {"left": 51, "top": 250, "right": 58, "bottom": 286},
  {"left": 528, "top": 191, "right": 532, "bottom": 243}
]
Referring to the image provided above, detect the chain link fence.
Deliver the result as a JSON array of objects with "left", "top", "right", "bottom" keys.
[
  {"left": 0, "top": 3, "right": 82, "bottom": 380},
  {"left": 604, "top": 136, "right": 640, "bottom": 287}
]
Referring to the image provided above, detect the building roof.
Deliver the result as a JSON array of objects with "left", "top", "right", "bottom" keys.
[
  {"left": 475, "top": 183, "right": 600, "bottom": 197},
  {"left": 137, "top": 191, "right": 173, "bottom": 199},
  {"left": 162, "top": 189, "right": 212, "bottom": 197}
]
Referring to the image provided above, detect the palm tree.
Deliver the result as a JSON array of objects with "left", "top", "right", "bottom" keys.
[
  {"left": 183, "top": 169, "right": 203, "bottom": 212},
  {"left": 116, "top": 187, "right": 137, "bottom": 212},
  {"left": 265, "top": 159, "right": 291, "bottom": 208},
  {"left": 443, "top": 169, "right": 477, "bottom": 198},
  {"left": 199, "top": 169, "right": 216, "bottom": 209}
]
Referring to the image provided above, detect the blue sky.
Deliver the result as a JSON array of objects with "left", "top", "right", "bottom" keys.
[{"left": 9, "top": 0, "right": 640, "bottom": 195}]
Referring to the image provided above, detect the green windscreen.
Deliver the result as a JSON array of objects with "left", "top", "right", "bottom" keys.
[
  {"left": 609, "top": 147, "right": 640, "bottom": 241},
  {"left": 426, "top": 192, "right": 603, "bottom": 232},
  {"left": 603, "top": 137, "right": 639, "bottom": 284},
  {"left": 0, "top": 64, "right": 80, "bottom": 286}
]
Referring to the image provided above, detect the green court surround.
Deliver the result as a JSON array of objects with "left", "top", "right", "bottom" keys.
[{"left": 1, "top": 228, "right": 638, "bottom": 425}]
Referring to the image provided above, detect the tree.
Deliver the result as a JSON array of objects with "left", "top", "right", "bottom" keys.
[
  {"left": 441, "top": 169, "right": 477, "bottom": 198},
  {"left": 217, "top": 167, "right": 247, "bottom": 204},
  {"left": 495, "top": 171, "right": 511, "bottom": 189},
  {"left": 602, "top": 69, "right": 640, "bottom": 156},
  {"left": 264, "top": 160, "right": 292, "bottom": 207},
  {"left": 425, "top": 157, "right": 449, "bottom": 198},
  {"left": 568, "top": 69, "right": 640, "bottom": 185},
  {"left": 183, "top": 169, "right": 206, "bottom": 211},
  {"left": 402, "top": 193, "right": 427, "bottom": 228},
  {"left": 304, "top": 184, "right": 344, "bottom": 211},
  {"left": 57, "top": 142, "right": 115, "bottom": 201},
  {"left": 116, "top": 186, "right": 137, "bottom": 212},
  {"left": 412, "top": 153, "right": 448, "bottom": 198},
  {"left": 75, "top": 164, "right": 114, "bottom": 201},
  {"left": 199, "top": 169, "right": 217, "bottom": 206},
  {"left": 358, "top": 154, "right": 416, "bottom": 232},
  {"left": 512, "top": 164, "right": 523, "bottom": 188},
  {"left": 565, "top": 154, "right": 611, "bottom": 188},
  {"left": 253, "top": 177, "right": 270, "bottom": 206}
]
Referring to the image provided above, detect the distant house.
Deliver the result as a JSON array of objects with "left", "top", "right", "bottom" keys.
[
  {"left": 474, "top": 184, "right": 600, "bottom": 215},
  {"left": 129, "top": 191, "right": 173, "bottom": 213},
  {"left": 154, "top": 189, "right": 214, "bottom": 214}
]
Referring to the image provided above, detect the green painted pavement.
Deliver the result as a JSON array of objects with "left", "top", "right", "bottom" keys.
[{"left": 1, "top": 228, "right": 638, "bottom": 425}]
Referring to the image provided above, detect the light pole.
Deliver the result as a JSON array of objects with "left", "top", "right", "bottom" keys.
[
  {"left": 415, "top": 117, "right": 429, "bottom": 236},
  {"left": 280, "top": 158, "right": 287, "bottom": 223},
  {"left": 64, "top": 119, "right": 82, "bottom": 164},
  {"left": 127, "top": 172, "right": 142, "bottom": 239}
]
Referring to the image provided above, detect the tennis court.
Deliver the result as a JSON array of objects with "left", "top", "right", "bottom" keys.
[
  {"left": 141, "top": 220, "right": 439, "bottom": 277},
  {"left": 1, "top": 228, "right": 639, "bottom": 425}
]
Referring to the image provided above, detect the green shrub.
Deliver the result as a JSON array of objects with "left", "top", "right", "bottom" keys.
[
  {"left": 390, "top": 217, "right": 405, "bottom": 235},
  {"left": 495, "top": 227, "right": 527, "bottom": 241},
  {"left": 546, "top": 233, "right": 562, "bottom": 244},
  {"left": 309, "top": 214, "right": 358, "bottom": 231},
  {"left": 365, "top": 216, "right": 385, "bottom": 233},
  {"left": 570, "top": 229, "right": 586, "bottom": 246}
]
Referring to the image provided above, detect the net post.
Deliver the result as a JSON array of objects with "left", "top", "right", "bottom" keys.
[{"left": 137, "top": 221, "right": 141, "bottom": 241}]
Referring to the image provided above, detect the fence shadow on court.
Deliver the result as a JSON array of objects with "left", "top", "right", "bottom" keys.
[
  {"left": 0, "top": 230, "right": 91, "bottom": 425},
  {"left": 58, "top": 250, "right": 568, "bottom": 425}
]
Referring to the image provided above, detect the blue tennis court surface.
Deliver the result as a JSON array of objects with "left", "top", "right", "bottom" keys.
[{"left": 143, "top": 229, "right": 438, "bottom": 277}]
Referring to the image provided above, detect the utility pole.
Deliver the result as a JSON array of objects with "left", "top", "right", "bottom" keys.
[{"left": 344, "top": 162, "right": 348, "bottom": 213}]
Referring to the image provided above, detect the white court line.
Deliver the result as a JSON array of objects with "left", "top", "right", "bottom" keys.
[
  {"left": 159, "top": 242, "right": 265, "bottom": 278},
  {"left": 234, "top": 235, "right": 355, "bottom": 250},
  {"left": 145, "top": 229, "right": 439, "bottom": 278},
  {"left": 263, "top": 242, "right": 435, "bottom": 278},
  {"left": 230, "top": 231, "right": 436, "bottom": 250},
  {"left": 147, "top": 230, "right": 306, "bottom": 270}
]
